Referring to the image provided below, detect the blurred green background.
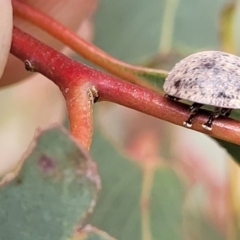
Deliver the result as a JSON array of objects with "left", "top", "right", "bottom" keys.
[
  {"left": 88, "top": 0, "right": 240, "bottom": 239},
  {"left": 2, "top": 0, "right": 240, "bottom": 240}
]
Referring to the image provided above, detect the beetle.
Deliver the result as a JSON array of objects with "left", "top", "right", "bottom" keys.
[{"left": 163, "top": 51, "right": 240, "bottom": 130}]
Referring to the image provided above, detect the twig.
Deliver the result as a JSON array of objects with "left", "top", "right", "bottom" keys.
[
  {"left": 12, "top": 0, "right": 167, "bottom": 89},
  {"left": 10, "top": 26, "right": 240, "bottom": 146}
]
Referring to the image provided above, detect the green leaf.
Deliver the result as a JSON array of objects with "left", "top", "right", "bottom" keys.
[
  {"left": 93, "top": 0, "right": 227, "bottom": 91},
  {"left": 0, "top": 126, "right": 100, "bottom": 240},
  {"left": 174, "top": 0, "right": 226, "bottom": 50},
  {"left": 150, "top": 168, "right": 185, "bottom": 239},
  {"left": 88, "top": 128, "right": 185, "bottom": 239},
  {"left": 88, "top": 127, "right": 226, "bottom": 239},
  {"left": 94, "top": 0, "right": 225, "bottom": 63},
  {"left": 94, "top": 0, "right": 165, "bottom": 63},
  {"left": 89, "top": 129, "right": 142, "bottom": 239}
]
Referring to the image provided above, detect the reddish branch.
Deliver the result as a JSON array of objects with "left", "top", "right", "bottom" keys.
[
  {"left": 10, "top": 26, "right": 240, "bottom": 147},
  {"left": 12, "top": 0, "right": 167, "bottom": 89},
  {"left": 11, "top": 26, "right": 95, "bottom": 150}
]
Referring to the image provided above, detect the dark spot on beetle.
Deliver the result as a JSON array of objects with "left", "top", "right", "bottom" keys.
[
  {"left": 192, "top": 67, "right": 199, "bottom": 71},
  {"left": 185, "top": 81, "right": 194, "bottom": 87},
  {"left": 184, "top": 70, "right": 188, "bottom": 74},
  {"left": 217, "top": 92, "right": 231, "bottom": 99},
  {"left": 213, "top": 67, "right": 221, "bottom": 74},
  {"left": 204, "top": 61, "right": 215, "bottom": 69},
  {"left": 38, "top": 155, "right": 56, "bottom": 173},
  {"left": 174, "top": 80, "right": 181, "bottom": 88}
]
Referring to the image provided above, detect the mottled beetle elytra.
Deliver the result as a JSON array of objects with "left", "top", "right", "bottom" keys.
[{"left": 163, "top": 50, "right": 240, "bottom": 130}]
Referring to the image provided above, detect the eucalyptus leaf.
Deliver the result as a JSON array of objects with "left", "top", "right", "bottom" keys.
[{"left": 0, "top": 126, "right": 100, "bottom": 240}]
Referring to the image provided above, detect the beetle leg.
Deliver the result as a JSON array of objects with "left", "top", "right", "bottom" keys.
[
  {"left": 183, "top": 103, "right": 203, "bottom": 128},
  {"left": 165, "top": 94, "right": 180, "bottom": 101},
  {"left": 202, "top": 107, "right": 222, "bottom": 131},
  {"left": 202, "top": 108, "right": 232, "bottom": 131},
  {"left": 189, "top": 102, "right": 203, "bottom": 113},
  {"left": 220, "top": 108, "right": 232, "bottom": 117}
]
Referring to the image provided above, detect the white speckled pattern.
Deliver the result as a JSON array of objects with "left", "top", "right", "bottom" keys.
[{"left": 163, "top": 51, "right": 240, "bottom": 108}]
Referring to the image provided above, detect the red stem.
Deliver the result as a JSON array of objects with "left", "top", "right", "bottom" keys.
[
  {"left": 12, "top": 0, "right": 167, "bottom": 89},
  {"left": 11, "top": 26, "right": 94, "bottom": 149},
  {"left": 10, "top": 26, "right": 240, "bottom": 146}
]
